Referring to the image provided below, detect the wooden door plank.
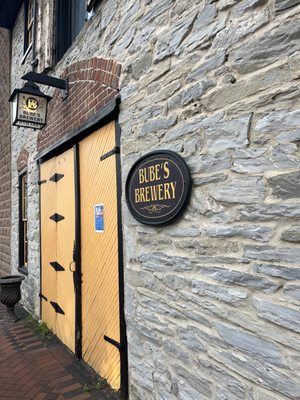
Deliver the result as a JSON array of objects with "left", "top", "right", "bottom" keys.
[
  {"left": 80, "top": 121, "right": 121, "bottom": 390},
  {"left": 40, "top": 157, "right": 58, "bottom": 333},
  {"left": 56, "top": 148, "right": 76, "bottom": 352}
]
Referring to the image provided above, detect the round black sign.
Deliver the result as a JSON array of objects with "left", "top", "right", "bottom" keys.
[{"left": 125, "top": 150, "right": 192, "bottom": 225}]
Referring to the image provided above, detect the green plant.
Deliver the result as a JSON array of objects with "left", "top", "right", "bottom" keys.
[
  {"left": 82, "top": 382, "right": 105, "bottom": 393},
  {"left": 26, "top": 314, "right": 53, "bottom": 342}
]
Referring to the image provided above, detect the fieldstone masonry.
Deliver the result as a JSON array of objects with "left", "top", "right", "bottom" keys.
[{"left": 9, "top": 0, "right": 300, "bottom": 399}]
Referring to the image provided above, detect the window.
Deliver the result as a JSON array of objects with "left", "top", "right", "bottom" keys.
[
  {"left": 55, "top": 0, "right": 86, "bottom": 63},
  {"left": 24, "top": 0, "right": 34, "bottom": 54},
  {"left": 19, "top": 173, "right": 28, "bottom": 271}
]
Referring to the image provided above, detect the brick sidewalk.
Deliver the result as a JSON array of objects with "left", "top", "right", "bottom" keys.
[{"left": 0, "top": 303, "right": 121, "bottom": 400}]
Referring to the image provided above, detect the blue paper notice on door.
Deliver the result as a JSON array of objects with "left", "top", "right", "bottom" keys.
[{"left": 95, "top": 204, "right": 104, "bottom": 233}]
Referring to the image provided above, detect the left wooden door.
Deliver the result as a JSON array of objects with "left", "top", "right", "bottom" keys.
[{"left": 40, "top": 148, "right": 76, "bottom": 352}]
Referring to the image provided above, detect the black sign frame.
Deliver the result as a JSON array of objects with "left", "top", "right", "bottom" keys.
[{"left": 125, "top": 150, "right": 192, "bottom": 226}]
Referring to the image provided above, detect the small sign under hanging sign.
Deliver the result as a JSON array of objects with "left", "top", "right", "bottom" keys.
[{"left": 94, "top": 204, "right": 104, "bottom": 232}]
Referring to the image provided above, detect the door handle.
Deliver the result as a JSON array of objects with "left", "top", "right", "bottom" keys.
[{"left": 69, "top": 261, "right": 76, "bottom": 272}]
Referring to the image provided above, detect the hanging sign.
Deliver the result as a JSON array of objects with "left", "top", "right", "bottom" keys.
[
  {"left": 94, "top": 204, "right": 104, "bottom": 232},
  {"left": 126, "top": 150, "right": 192, "bottom": 225}
]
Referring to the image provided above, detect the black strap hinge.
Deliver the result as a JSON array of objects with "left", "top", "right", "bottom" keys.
[
  {"left": 100, "top": 146, "right": 120, "bottom": 161},
  {"left": 104, "top": 335, "right": 123, "bottom": 351},
  {"left": 50, "top": 301, "right": 65, "bottom": 315},
  {"left": 38, "top": 179, "right": 47, "bottom": 185},
  {"left": 39, "top": 293, "right": 48, "bottom": 301},
  {"left": 49, "top": 173, "right": 64, "bottom": 183},
  {"left": 50, "top": 261, "right": 65, "bottom": 271},
  {"left": 49, "top": 213, "right": 65, "bottom": 222}
]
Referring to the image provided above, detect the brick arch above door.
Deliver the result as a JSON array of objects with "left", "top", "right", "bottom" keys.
[
  {"left": 37, "top": 58, "right": 121, "bottom": 154},
  {"left": 17, "top": 149, "right": 29, "bottom": 172}
]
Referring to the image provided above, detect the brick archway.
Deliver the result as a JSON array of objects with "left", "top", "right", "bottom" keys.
[
  {"left": 37, "top": 58, "right": 121, "bottom": 154},
  {"left": 17, "top": 149, "right": 29, "bottom": 172}
]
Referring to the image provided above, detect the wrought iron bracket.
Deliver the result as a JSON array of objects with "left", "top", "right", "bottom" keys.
[{"left": 22, "top": 71, "right": 68, "bottom": 99}]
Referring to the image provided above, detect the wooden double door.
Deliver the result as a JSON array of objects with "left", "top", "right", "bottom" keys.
[{"left": 40, "top": 121, "right": 123, "bottom": 390}]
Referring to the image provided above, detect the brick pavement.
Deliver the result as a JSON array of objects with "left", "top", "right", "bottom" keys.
[{"left": 0, "top": 303, "right": 121, "bottom": 400}]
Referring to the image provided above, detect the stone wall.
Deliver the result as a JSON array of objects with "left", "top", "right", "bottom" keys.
[
  {"left": 9, "top": 0, "right": 300, "bottom": 398},
  {"left": 10, "top": 4, "right": 41, "bottom": 313},
  {"left": 0, "top": 28, "right": 11, "bottom": 277}
]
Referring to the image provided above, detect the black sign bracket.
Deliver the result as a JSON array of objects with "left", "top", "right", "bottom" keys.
[{"left": 22, "top": 71, "right": 68, "bottom": 99}]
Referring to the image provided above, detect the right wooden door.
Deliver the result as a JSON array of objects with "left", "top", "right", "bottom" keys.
[{"left": 80, "top": 121, "right": 121, "bottom": 390}]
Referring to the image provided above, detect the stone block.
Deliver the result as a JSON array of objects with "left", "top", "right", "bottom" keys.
[
  {"left": 253, "top": 263, "right": 300, "bottom": 280},
  {"left": 215, "top": 322, "right": 285, "bottom": 367},
  {"left": 183, "top": 15, "right": 226, "bottom": 53},
  {"left": 178, "top": 325, "right": 206, "bottom": 352},
  {"left": 140, "top": 252, "right": 192, "bottom": 272},
  {"left": 140, "top": 115, "right": 177, "bottom": 136},
  {"left": 210, "top": 350, "right": 300, "bottom": 398},
  {"left": 281, "top": 224, "right": 300, "bottom": 242},
  {"left": 168, "top": 79, "right": 216, "bottom": 110},
  {"left": 174, "top": 365, "right": 213, "bottom": 399},
  {"left": 199, "top": 266, "right": 280, "bottom": 292},
  {"left": 201, "top": 58, "right": 300, "bottom": 112},
  {"left": 275, "top": 0, "right": 300, "bottom": 12},
  {"left": 277, "top": 129, "right": 300, "bottom": 143},
  {"left": 154, "top": 9, "right": 198, "bottom": 61},
  {"left": 131, "top": 52, "right": 153, "bottom": 80},
  {"left": 268, "top": 171, "right": 300, "bottom": 199},
  {"left": 253, "top": 297, "right": 300, "bottom": 333},
  {"left": 187, "top": 152, "right": 232, "bottom": 174},
  {"left": 210, "top": 177, "right": 265, "bottom": 204},
  {"left": 244, "top": 245, "right": 300, "bottom": 263},
  {"left": 186, "top": 52, "right": 226, "bottom": 82},
  {"left": 238, "top": 203, "right": 300, "bottom": 220},
  {"left": 213, "top": 10, "right": 269, "bottom": 49},
  {"left": 232, "top": 145, "right": 299, "bottom": 173},
  {"left": 230, "top": 18, "right": 300, "bottom": 74},
  {"left": 204, "top": 114, "right": 251, "bottom": 152},
  {"left": 193, "top": 173, "right": 227, "bottom": 187},
  {"left": 255, "top": 109, "right": 300, "bottom": 132},
  {"left": 202, "top": 224, "right": 272, "bottom": 242},
  {"left": 284, "top": 284, "right": 300, "bottom": 301},
  {"left": 191, "top": 278, "right": 248, "bottom": 304}
]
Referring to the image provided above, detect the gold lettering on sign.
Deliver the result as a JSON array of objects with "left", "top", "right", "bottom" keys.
[
  {"left": 134, "top": 181, "right": 177, "bottom": 203},
  {"left": 138, "top": 162, "right": 170, "bottom": 184},
  {"left": 163, "top": 162, "right": 170, "bottom": 179},
  {"left": 134, "top": 160, "right": 179, "bottom": 205}
]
